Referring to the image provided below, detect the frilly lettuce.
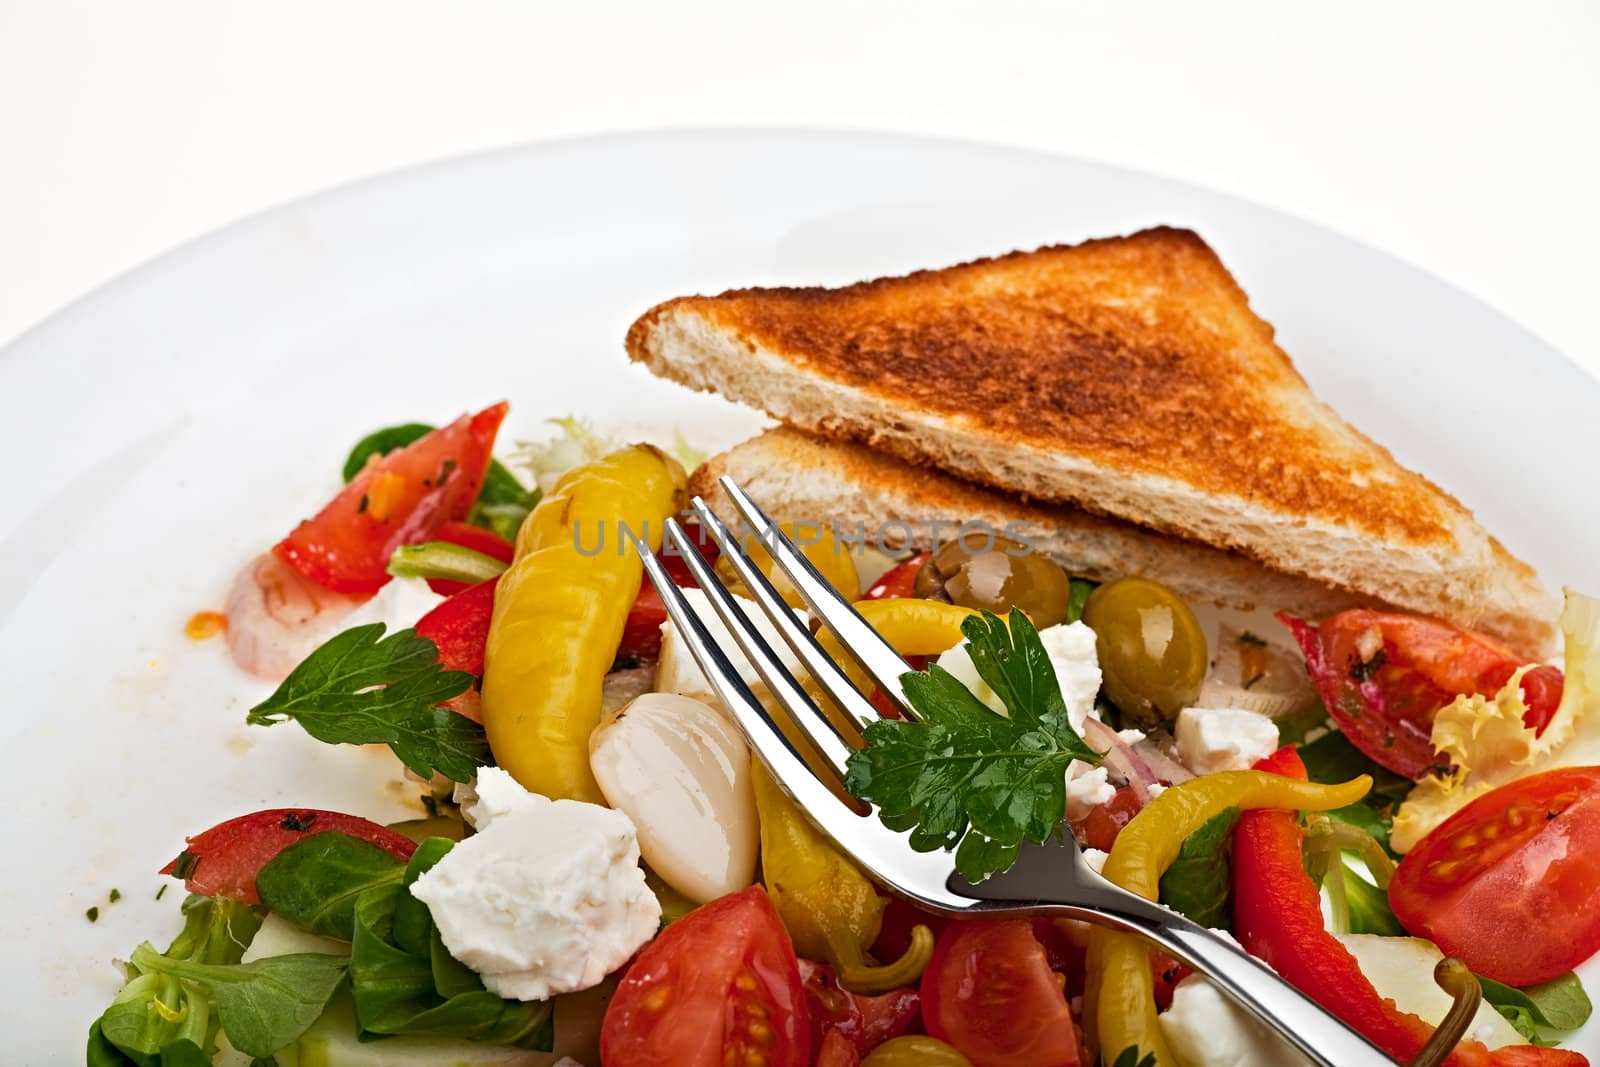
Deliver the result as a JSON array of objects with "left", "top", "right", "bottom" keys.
[
  {"left": 514, "top": 417, "right": 706, "bottom": 493},
  {"left": 1391, "top": 590, "right": 1600, "bottom": 853}
]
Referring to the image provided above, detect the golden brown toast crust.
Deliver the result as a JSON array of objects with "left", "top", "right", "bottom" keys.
[
  {"left": 627, "top": 227, "right": 1558, "bottom": 654},
  {"left": 629, "top": 227, "right": 1458, "bottom": 547}
]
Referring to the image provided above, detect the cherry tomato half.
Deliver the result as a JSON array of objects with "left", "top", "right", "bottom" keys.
[
  {"left": 275, "top": 402, "right": 508, "bottom": 595},
  {"left": 1279, "top": 610, "right": 1563, "bottom": 778},
  {"left": 601, "top": 886, "right": 810, "bottom": 1067},
  {"left": 159, "top": 809, "right": 417, "bottom": 905},
  {"left": 921, "top": 920, "right": 1080, "bottom": 1067},
  {"left": 1390, "top": 766, "right": 1600, "bottom": 986}
]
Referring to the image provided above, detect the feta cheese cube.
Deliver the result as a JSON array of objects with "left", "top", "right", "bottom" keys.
[{"left": 1175, "top": 705, "right": 1280, "bottom": 774}]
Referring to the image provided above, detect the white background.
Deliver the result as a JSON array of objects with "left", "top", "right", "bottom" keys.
[{"left": 1, "top": 0, "right": 1597, "bottom": 380}]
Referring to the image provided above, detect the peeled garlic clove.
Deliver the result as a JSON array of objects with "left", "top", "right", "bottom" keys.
[{"left": 588, "top": 692, "right": 758, "bottom": 904}]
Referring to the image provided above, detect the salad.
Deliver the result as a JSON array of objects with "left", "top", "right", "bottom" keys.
[{"left": 87, "top": 405, "right": 1600, "bottom": 1067}]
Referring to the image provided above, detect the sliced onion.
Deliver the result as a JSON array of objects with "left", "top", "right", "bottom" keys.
[
  {"left": 1082, "top": 718, "right": 1157, "bottom": 804},
  {"left": 1196, "top": 624, "right": 1317, "bottom": 718}
]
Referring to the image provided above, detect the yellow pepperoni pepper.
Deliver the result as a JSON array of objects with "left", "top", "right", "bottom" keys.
[
  {"left": 1086, "top": 770, "right": 1372, "bottom": 1066},
  {"left": 752, "top": 763, "right": 934, "bottom": 994},
  {"left": 481, "top": 445, "right": 685, "bottom": 802}
]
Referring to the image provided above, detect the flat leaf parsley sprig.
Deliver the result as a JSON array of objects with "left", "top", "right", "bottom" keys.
[
  {"left": 246, "top": 623, "right": 489, "bottom": 783},
  {"left": 843, "top": 608, "right": 1100, "bottom": 882}
]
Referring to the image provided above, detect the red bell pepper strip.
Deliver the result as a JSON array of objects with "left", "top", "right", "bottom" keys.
[
  {"left": 426, "top": 521, "right": 515, "bottom": 596},
  {"left": 415, "top": 576, "right": 499, "bottom": 678},
  {"left": 1232, "top": 746, "right": 1585, "bottom": 1066},
  {"left": 160, "top": 809, "right": 417, "bottom": 905},
  {"left": 617, "top": 520, "right": 721, "bottom": 661},
  {"left": 276, "top": 402, "right": 508, "bottom": 595}
]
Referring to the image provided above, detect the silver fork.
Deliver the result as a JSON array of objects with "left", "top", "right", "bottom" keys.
[{"left": 636, "top": 477, "right": 1397, "bottom": 1067}]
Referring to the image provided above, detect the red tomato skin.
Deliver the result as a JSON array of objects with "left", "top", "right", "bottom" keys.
[
  {"left": 414, "top": 575, "right": 498, "bottom": 678},
  {"left": 600, "top": 886, "right": 810, "bottom": 1067},
  {"left": 921, "top": 920, "right": 1079, "bottom": 1067},
  {"left": 426, "top": 521, "right": 515, "bottom": 596},
  {"left": 159, "top": 809, "right": 417, "bottom": 905},
  {"left": 1279, "top": 610, "right": 1562, "bottom": 779},
  {"left": 276, "top": 402, "right": 508, "bottom": 595},
  {"left": 862, "top": 553, "right": 929, "bottom": 600},
  {"left": 1390, "top": 766, "right": 1600, "bottom": 986},
  {"left": 1075, "top": 785, "right": 1145, "bottom": 852}
]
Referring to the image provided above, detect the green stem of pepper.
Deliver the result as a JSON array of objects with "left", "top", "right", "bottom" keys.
[{"left": 387, "top": 541, "right": 508, "bottom": 585}]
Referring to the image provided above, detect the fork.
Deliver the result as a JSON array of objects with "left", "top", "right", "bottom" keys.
[{"left": 636, "top": 477, "right": 1398, "bottom": 1067}]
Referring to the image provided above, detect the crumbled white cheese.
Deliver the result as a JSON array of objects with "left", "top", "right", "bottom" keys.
[
  {"left": 935, "top": 620, "right": 1103, "bottom": 731},
  {"left": 410, "top": 767, "right": 660, "bottom": 1001},
  {"left": 1175, "top": 706, "right": 1280, "bottom": 774},
  {"left": 655, "top": 588, "right": 806, "bottom": 706},
  {"left": 1081, "top": 848, "right": 1110, "bottom": 875},
  {"left": 1160, "top": 972, "right": 1314, "bottom": 1067},
  {"left": 1065, "top": 759, "right": 1115, "bottom": 821}
]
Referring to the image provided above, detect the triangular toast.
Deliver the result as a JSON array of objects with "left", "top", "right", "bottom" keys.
[{"left": 629, "top": 228, "right": 1556, "bottom": 654}]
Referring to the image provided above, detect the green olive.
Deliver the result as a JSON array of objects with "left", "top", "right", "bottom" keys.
[
  {"left": 914, "top": 534, "right": 1072, "bottom": 627},
  {"left": 1082, "top": 577, "right": 1207, "bottom": 726},
  {"left": 861, "top": 1036, "right": 975, "bottom": 1067}
]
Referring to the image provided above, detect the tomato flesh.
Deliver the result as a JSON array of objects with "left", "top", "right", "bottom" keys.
[
  {"left": 1075, "top": 785, "right": 1145, "bottom": 852},
  {"left": 425, "top": 521, "right": 515, "bottom": 596},
  {"left": 601, "top": 886, "right": 810, "bottom": 1067},
  {"left": 1390, "top": 766, "right": 1600, "bottom": 986},
  {"left": 921, "top": 920, "right": 1080, "bottom": 1067},
  {"left": 1279, "top": 610, "right": 1562, "bottom": 778},
  {"left": 159, "top": 809, "right": 417, "bottom": 905},
  {"left": 800, "top": 959, "right": 920, "bottom": 1058},
  {"left": 276, "top": 402, "right": 508, "bottom": 595}
]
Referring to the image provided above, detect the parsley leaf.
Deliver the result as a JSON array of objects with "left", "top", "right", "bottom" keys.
[
  {"left": 246, "top": 624, "right": 487, "bottom": 782},
  {"left": 843, "top": 609, "right": 1099, "bottom": 883},
  {"left": 1110, "top": 1048, "right": 1158, "bottom": 1067}
]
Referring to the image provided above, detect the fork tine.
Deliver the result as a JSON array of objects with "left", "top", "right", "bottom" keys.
[
  {"left": 719, "top": 476, "right": 919, "bottom": 716},
  {"left": 635, "top": 533, "right": 974, "bottom": 913},
  {"left": 660, "top": 519, "right": 855, "bottom": 781},
  {"left": 688, "top": 498, "right": 885, "bottom": 733}
]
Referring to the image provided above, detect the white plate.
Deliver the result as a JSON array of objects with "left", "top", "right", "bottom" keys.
[{"left": 2, "top": 129, "right": 1596, "bottom": 1061}]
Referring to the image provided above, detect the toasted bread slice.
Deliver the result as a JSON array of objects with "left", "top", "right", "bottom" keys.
[
  {"left": 630, "top": 227, "right": 1557, "bottom": 654},
  {"left": 691, "top": 427, "right": 1381, "bottom": 621}
]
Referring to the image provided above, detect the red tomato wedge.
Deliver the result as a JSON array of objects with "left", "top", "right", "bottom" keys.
[
  {"left": 160, "top": 809, "right": 417, "bottom": 905},
  {"left": 601, "top": 886, "right": 810, "bottom": 1067},
  {"left": 862, "top": 553, "right": 928, "bottom": 600},
  {"left": 426, "top": 521, "right": 515, "bottom": 596},
  {"left": 1279, "top": 610, "right": 1563, "bottom": 778},
  {"left": 415, "top": 575, "right": 499, "bottom": 678},
  {"left": 921, "top": 920, "right": 1080, "bottom": 1067},
  {"left": 275, "top": 402, "right": 508, "bottom": 595},
  {"left": 1075, "top": 784, "right": 1146, "bottom": 852},
  {"left": 800, "top": 959, "right": 921, "bottom": 1058},
  {"left": 1390, "top": 766, "right": 1600, "bottom": 986}
]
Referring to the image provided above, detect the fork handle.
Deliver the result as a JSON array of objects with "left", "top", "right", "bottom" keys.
[{"left": 1056, "top": 889, "right": 1398, "bottom": 1067}]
